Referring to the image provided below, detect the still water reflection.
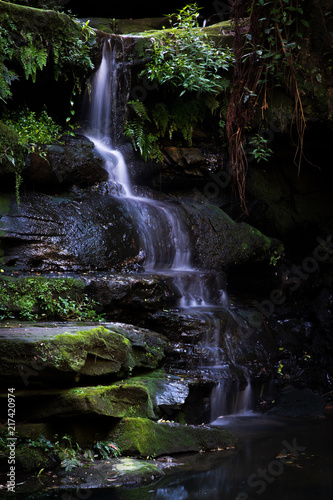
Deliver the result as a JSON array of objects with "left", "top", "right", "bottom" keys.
[{"left": 94, "top": 415, "right": 333, "bottom": 500}]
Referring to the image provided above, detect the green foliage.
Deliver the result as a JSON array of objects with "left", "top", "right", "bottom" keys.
[
  {"left": 2, "top": 107, "right": 62, "bottom": 206},
  {"left": 125, "top": 97, "right": 210, "bottom": 161},
  {"left": 1, "top": 432, "right": 121, "bottom": 473},
  {"left": 94, "top": 440, "right": 121, "bottom": 459},
  {"left": 0, "top": 120, "right": 24, "bottom": 172},
  {"left": 244, "top": 0, "right": 309, "bottom": 84},
  {"left": 248, "top": 132, "right": 273, "bottom": 162},
  {"left": 54, "top": 435, "right": 83, "bottom": 472},
  {"left": 0, "top": 276, "right": 103, "bottom": 321},
  {"left": 26, "top": 435, "right": 54, "bottom": 452},
  {"left": 0, "top": 8, "right": 95, "bottom": 103},
  {"left": 4, "top": 107, "right": 62, "bottom": 154},
  {"left": 124, "top": 101, "right": 162, "bottom": 162},
  {"left": 19, "top": 33, "right": 48, "bottom": 83},
  {"left": 142, "top": 3, "right": 234, "bottom": 96}
]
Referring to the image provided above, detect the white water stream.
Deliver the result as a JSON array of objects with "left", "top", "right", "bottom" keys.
[{"left": 84, "top": 37, "right": 254, "bottom": 417}]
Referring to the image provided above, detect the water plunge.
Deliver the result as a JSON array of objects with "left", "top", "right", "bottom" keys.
[{"left": 83, "top": 36, "right": 255, "bottom": 418}]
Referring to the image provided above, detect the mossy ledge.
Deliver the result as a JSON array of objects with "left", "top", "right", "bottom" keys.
[{"left": 109, "top": 417, "right": 236, "bottom": 457}]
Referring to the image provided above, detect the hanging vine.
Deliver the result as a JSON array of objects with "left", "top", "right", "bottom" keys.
[{"left": 226, "top": 0, "right": 311, "bottom": 212}]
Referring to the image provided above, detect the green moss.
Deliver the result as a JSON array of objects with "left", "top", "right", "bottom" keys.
[
  {"left": 0, "top": 275, "right": 101, "bottom": 321},
  {"left": 110, "top": 417, "right": 236, "bottom": 458},
  {"left": 8, "top": 383, "right": 156, "bottom": 419}
]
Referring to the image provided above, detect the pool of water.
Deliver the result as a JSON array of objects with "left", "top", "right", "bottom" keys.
[{"left": 92, "top": 415, "right": 333, "bottom": 500}]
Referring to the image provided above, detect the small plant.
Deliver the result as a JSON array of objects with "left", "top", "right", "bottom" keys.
[
  {"left": 26, "top": 435, "right": 54, "bottom": 451},
  {"left": 54, "top": 435, "right": 83, "bottom": 471},
  {"left": 124, "top": 100, "right": 162, "bottom": 162},
  {"left": 94, "top": 441, "right": 121, "bottom": 459},
  {"left": 248, "top": 133, "right": 273, "bottom": 163}
]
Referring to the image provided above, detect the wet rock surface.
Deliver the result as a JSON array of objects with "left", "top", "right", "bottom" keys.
[{"left": 25, "top": 135, "right": 108, "bottom": 188}]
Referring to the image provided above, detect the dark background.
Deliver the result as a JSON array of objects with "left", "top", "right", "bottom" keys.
[{"left": 64, "top": 0, "right": 230, "bottom": 21}]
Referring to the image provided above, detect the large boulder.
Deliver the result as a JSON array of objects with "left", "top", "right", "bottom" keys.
[
  {"left": 109, "top": 417, "right": 236, "bottom": 457},
  {"left": 9, "top": 384, "right": 156, "bottom": 420},
  {"left": 0, "top": 324, "right": 168, "bottom": 387},
  {"left": 83, "top": 273, "right": 177, "bottom": 313},
  {"left": 25, "top": 135, "right": 108, "bottom": 188},
  {"left": 181, "top": 201, "right": 283, "bottom": 271},
  {"left": 0, "top": 190, "right": 140, "bottom": 272},
  {"left": 0, "top": 188, "right": 282, "bottom": 274}
]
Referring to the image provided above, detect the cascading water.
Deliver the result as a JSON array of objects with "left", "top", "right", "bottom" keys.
[
  {"left": 85, "top": 38, "right": 132, "bottom": 196},
  {"left": 84, "top": 36, "right": 255, "bottom": 418}
]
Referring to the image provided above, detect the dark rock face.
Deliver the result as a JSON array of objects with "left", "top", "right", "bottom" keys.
[
  {"left": 83, "top": 274, "right": 177, "bottom": 314},
  {"left": 0, "top": 190, "right": 140, "bottom": 272},
  {"left": 25, "top": 135, "right": 108, "bottom": 188},
  {"left": 0, "top": 188, "right": 281, "bottom": 274}
]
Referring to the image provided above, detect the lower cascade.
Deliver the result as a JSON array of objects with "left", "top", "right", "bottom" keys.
[{"left": 84, "top": 36, "right": 257, "bottom": 419}]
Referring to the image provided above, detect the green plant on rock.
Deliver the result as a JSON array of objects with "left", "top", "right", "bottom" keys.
[
  {"left": 124, "top": 100, "right": 162, "bottom": 162},
  {"left": 125, "top": 4, "right": 233, "bottom": 161},
  {"left": 4, "top": 106, "right": 62, "bottom": 156},
  {"left": 2, "top": 106, "right": 62, "bottom": 206},
  {"left": 125, "top": 96, "right": 215, "bottom": 161},
  {"left": 142, "top": 3, "right": 234, "bottom": 96},
  {"left": 0, "top": 276, "right": 103, "bottom": 321},
  {"left": 54, "top": 435, "right": 83, "bottom": 472},
  {"left": 94, "top": 440, "right": 121, "bottom": 459}
]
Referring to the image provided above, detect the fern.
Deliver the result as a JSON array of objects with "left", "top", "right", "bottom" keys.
[
  {"left": 19, "top": 34, "right": 48, "bottom": 82},
  {"left": 125, "top": 100, "right": 163, "bottom": 162},
  {"left": 130, "top": 100, "right": 150, "bottom": 121},
  {"left": 152, "top": 102, "right": 169, "bottom": 136}
]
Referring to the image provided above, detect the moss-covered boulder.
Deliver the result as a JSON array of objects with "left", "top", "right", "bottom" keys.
[
  {"left": 181, "top": 201, "right": 283, "bottom": 270},
  {"left": 104, "top": 323, "right": 168, "bottom": 370},
  {"left": 109, "top": 417, "right": 236, "bottom": 457},
  {"left": 109, "top": 370, "right": 190, "bottom": 417},
  {"left": 0, "top": 323, "right": 168, "bottom": 387},
  {"left": 6, "top": 384, "right": 155, "bottom": 419}
]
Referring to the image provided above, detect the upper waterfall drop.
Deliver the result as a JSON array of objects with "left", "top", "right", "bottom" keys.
[{"left": 84, "top": 37, "right": 132, "bottom": 197}]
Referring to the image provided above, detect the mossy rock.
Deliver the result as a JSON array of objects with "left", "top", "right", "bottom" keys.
[
  {"left": 0, "top": 322, "right": 168, "bottom": 387},
  {"left": 16, "top": 445, "right": 57, "bottom": 473},
  {"left": 182, "top": 201, "right": 283, "bottom": 270},
  {"left": 5, "top": 383, "right": 155, "bottom": 419},
  {"left": 0, "top": 325, "right": 133, "bottom": 386},
  {"left": 85, "top": 17, "right": 170, "bottom": 34},
  {"left": 107, "top": 323, "right": 168, "bottom": 369},
  {"left": 109, "top": 417, "right": 236, "bottom": 457},
  {"left": 0, "top": 275, "right": 88, "bottom": 321},
  {"left": 110, "top": 370, "right": 190, "bottom": 416},
  {"left": 0, "top": 1, "right": 83, "bottom": 47}
]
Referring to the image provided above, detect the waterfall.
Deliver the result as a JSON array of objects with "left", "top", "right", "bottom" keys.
[
  {"left": 85, "top": 38, "right": 132, "bottom": 196},
  {"left": 83, "top": 35, "right": 257, "bottom": 418}
]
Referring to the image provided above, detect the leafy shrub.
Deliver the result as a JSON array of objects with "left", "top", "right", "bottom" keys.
[
  {"left": 141, "top": 3, "right": 234, "bottom": 96},
  {"left": 4, "top": 107, "right": 62, "bottom": 153},
  {"left": 0, "top": 276, "right": 103, "bottom": 321},
  {"left": 0, "top": 8, "right": 95, "bottom": 103}
]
